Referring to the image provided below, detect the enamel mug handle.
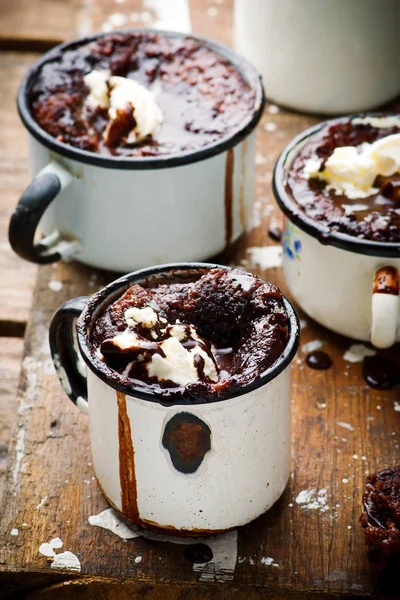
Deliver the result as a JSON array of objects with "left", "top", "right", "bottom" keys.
[
  {"left": 371, "top": 266, "right": 400, "bottom": 349},
  {"left": 9, "top": 162, "right": 81, "bottom": 264},
  {"left": 49, "top": 296, "right": 89, "bottom": 414}
]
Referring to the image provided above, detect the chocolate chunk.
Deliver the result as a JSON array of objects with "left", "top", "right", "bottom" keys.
[{"left": 361, "top": 466, "right": 400, "bottom": 566}]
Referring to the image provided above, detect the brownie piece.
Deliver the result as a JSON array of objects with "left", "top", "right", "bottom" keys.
[{"left": 360, "top": 466, "right": 400, "bottom": 566}]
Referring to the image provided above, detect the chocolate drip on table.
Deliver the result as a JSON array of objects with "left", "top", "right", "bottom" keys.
[
  {"left": 363, "top": 356, "right": 400, "bottom": 390},
  {"left": 306, "top": 351, "right": 332, "bottom": 370}
]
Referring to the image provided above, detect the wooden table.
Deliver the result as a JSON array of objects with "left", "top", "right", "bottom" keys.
[{"left": 1, "top": 2, "right": 400, "bottom": 598}]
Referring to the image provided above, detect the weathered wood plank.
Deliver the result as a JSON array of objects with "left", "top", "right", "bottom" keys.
[
  {"left": 0, "top": 0, "right": 73, "bottom": 50},
  {"left": 0, "top": 337, "right": 24, "bottom": 502},
  {"left": 2, "top": 2, "right": 400, "bottom": 598},
  {"left": 0, "top": 0, "right": 232, "bottom": 51},
  {"left": 0, "top": 51, "right": 39, "bottom": 328},
  {"left": 1, "top": 103, "right": 400, "bottom": 599}
]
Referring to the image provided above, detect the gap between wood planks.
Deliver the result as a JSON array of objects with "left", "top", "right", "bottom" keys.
[
  {"left": 0, "top": 321, "right": 26, "bottom": 338},
  {"left": 0, "top": 37, "right": 62, "bottom": 53}
]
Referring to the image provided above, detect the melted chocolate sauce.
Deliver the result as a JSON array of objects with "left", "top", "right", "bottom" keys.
[
  {"left": 287, "top": 118, "right": 400, "bottom": 243},
  {"left": 363, "top": 356, "right": 400, "bottom": 390},
  {"left": 306, "top": 350, "right": 332, "bottom": 370}
]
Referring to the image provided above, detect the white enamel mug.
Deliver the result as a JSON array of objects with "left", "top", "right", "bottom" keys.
[
  {"left": 49, "top": 263, "right": 299, "bottom": 535},
  {"left": 10, "top": 30, "right": 264, "bottom": 272},
  {"left": 273, "top": 117, "right": 400, "bottom": 349},
  {"left": 234, "top": 0, "right": 400, "bottom": 115}
]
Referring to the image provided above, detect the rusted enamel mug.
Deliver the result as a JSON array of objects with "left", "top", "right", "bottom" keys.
[
  {"left": 10, "top": 30, "right": 264, "bottom": 272},
  {"left": 273, "top": 115, "right": 400, "bottom": 349},
  {"left": 49, "top": 263, "right": 299, "bottom": 535}
]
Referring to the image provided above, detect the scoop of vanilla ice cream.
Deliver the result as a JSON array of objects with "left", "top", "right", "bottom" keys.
[
  {"left": 83, "top": 70, "right": 110, "bottom": 109},
  {"left": 147, "top": 336, "right": 218, "bottom": 386},
  {"left": 108, "top": 76, "right": 163, "bottom": 143},
  {"left": 83, "top": 69, "right": 163, "bottom": 143},
  {"left": 303, "top": 133, "right": 400, "bottom": 199},
  {"left": 365, "top": 134, "right": 400, "bottom": 177}
]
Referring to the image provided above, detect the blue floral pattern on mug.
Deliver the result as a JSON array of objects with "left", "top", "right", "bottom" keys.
[{"left": 283, "top": 219, "right": 302, "bottom": 261}]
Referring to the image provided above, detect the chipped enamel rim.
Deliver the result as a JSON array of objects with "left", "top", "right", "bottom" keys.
[
  {"left": 273, "top": 113, "right": 400, "bottom": 258},
  {"left": 76, "top": 262, "right": 300, "bottom": 406},
  {"left": 17, "top": 29, "right": 264, "bottom": 170}
]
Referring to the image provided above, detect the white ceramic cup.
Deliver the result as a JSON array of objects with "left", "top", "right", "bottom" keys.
[
  {"left": 273, "top": 116, "right": 400, "bottom": 349},
  {"left": 234, "top": 0, "right": 400, "bottom": 115},
  {"left": 49, "top": 263, "right": 299, "bottom": 535},
  {"left": 10, "top": 30, "right": 264, "bottom": 272}
]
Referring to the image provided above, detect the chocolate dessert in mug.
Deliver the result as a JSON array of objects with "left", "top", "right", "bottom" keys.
[
  {"left": 49, "top": 264, "right": 299, "bottom": 534},
  {"left": 274, "top": 115, "right": 400, "bottom": 349},
  {"left": 10, "top": 31, "right": 264, "bottom": 271}
]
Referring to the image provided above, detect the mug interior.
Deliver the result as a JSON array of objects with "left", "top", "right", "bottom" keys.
[
  {"left": 17, "top": 29, "right": 265, "bottom": 171},
  {"left": 76, "top": 262, "right": 300, "bottom": 406},
  {"left": 273, "top": 113, "right": 400, "bottom": 258}
]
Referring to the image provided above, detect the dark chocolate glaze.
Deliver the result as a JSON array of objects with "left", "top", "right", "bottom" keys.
[
  {"left": 29, "top": 32, "right": 255, "bottom": 157},
  {"left": 306, "top": 350, "right": 332, "bottom": 370},
  {"left": 287, "top": 118, "right": 400, "bottom": 243},
  {"left": 360, "top": 465, "right": 400, "bottom": 567},
  {"left": 363, "top": 356, "right": 400, "bottom": 390},
  {"left": 90, "top": 268, "right": 290, "bottom": 401}
]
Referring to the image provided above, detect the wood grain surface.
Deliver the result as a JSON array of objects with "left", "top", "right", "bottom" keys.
[
  {"left": 0, "top": 0, "right": 234, "bottom": 50},
  {"left": 1, "top": 1, "right": 400, "bottom": 599},
  {"left": 0, "top": 0, "right": 74, "bottom": 51},
  {"left": 1, "top": 105, "right": 400, "bottom": 599},
  {"left": 0, "top": 52, "right": 38, "bottom": 330},
  {"left": 0, "top": 337, "right": 24, "bottom": 502}
]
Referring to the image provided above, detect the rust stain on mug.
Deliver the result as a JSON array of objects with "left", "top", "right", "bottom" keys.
[
  {"left": 373, "top": 266, "right": 399, "bottom": 295},
  {"left": 225, "top": 148, "right": 234, "bottom": 246},
  {"left": 117, "top": 391, "right": 139, "bottom": 523},
  {"left": 162, "top": 412, "right": 211, "bottom": 474},
  {"left": 239, "top": 139, "right": 247, "bottom": 229},
  {"left": 140, "top": 517, "right": 233, "bottom": 537}
]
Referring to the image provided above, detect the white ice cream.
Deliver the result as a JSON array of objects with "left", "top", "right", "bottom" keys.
[
  {"left": 109, "top": 328, "right": 140, "bottom": 350},
  {"left": 125, "top": 306, "right": 158, "bottom": 328},
  {"left": 147, "top": 335, "right": 218, "bottom": 386},
  {"left": 303, "top": 133, "right": 400, "bottom": 199},
  {"left": 104, "top": 308, "right": 219, "bottom": 387},
  {"left": 83, "top": 70, "right": 110, "bottom": 108},
  {"left": 83, "top": 69, "right": 164, "bottom": 144},
  {"left": 108, "top": 76, "right": 163, "bottom": 143},
  {"left": 352, "top": 116, "right": 400, "bottom": 129}
]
